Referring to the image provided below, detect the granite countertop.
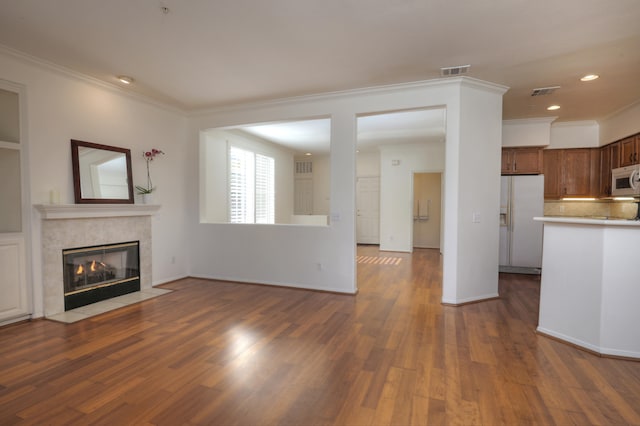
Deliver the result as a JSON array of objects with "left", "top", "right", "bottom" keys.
[{"left": 535, "top": 216, "right": 640, "bottom": 226}]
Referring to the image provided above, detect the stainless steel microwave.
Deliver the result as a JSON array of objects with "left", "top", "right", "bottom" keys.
[{"left": 611, "top": 165, "right": 640, "bottom": 197}]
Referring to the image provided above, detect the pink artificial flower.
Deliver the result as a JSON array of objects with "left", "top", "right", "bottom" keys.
[{"left": 142, "top": 149, "right": 164, "bottom": 161}]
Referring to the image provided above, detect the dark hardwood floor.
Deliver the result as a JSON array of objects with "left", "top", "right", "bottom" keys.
[{"left": 1, "top": 245, "right": 640, "bottom": 425}]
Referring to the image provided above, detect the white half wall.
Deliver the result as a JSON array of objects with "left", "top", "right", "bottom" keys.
[{"left": 188, "top": 77, "right": 507, "bottom": 304}]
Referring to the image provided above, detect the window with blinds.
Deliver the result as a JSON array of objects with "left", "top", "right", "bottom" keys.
[{"left": 228, "top": 146, "right": 274, "bottom": 224}]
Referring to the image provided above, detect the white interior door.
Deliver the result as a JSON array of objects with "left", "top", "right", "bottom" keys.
[{"left": 356, "top": 176, "right": 380, "bottom": 244}]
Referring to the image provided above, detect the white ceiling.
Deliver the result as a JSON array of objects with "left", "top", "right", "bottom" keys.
[{"left": 1, "top": 0, "right": 639, "bottom": 124}]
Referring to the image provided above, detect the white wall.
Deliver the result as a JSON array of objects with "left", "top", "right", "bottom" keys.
[
  {"left": 549, "top": 121, "right": 599, "bottom": 148},
  {"left": 379, "top": 142, "right": 444, "bottom": 252},
  {"left": 311, "top": 154, "right": 330, "bottom": 215},
  {"left": 502, "top": 117, "right": 599, "bottom": 149},
  {"left": 187, "top": 77, "right": 507, "bottom": 304},
  {"left": 0, "top": 49, "right": 189, "bottom": 317},
  {"left": 445, "top": 81, "right": 504, "bottom": 304},
  {"left": 502, "top": 117, "right": 556, "bottom": 147},
  {"left": 356, "top": 150, "right": 380, "bottom": 177},
  {"left": 599, "top": 100, "right": 640, "bottom": 144}
]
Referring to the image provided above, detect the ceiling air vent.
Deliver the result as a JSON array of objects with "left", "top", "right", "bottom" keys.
[
  {"left": 440, "top": 65, "right": 470, "bottom": 77},
  {"left": 531, "top": 86, "right": 560, "bottom": 96}
]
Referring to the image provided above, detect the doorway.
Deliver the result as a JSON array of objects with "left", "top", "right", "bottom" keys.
[{"left": 412, "top": 172, "right": 442, "bottom": 249}]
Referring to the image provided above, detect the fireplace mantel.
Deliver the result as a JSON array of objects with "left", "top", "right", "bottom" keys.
[{"left": 35, "top": 204, "right": 160, "bottom": 220}]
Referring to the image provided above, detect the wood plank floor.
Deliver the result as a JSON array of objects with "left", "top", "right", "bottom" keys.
[{"left": 1, "top": 245, "right": 640, "bottom": 425}]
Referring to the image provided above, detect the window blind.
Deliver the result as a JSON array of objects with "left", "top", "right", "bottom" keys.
[{"left": 228, "top": 146, "right": 274, "bottom": 224}]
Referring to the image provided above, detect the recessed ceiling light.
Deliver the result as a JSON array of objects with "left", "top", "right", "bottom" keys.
[
  {"left": 547, "top": 105, "right": 561, "bottom": 111},
  {"left": 305, "top": 152, "right": 312, "bottom": 156},
  {"left": 580, "top": 74, "right": 599, "bottom": 82},
  {"left": 117, "top": 75, "right": 134, "bottom": 85}
]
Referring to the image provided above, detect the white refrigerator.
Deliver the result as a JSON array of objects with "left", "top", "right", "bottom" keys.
[{"left": 499, "top": 175, "right": 544, "bottom": 273}]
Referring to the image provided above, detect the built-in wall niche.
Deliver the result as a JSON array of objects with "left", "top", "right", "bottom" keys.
[
  {"left": 199, "top": 117, "right": 331, "bottom": 226},
  {"left": 0, "top": 88, "right": 21, "bottom": 232},
  {"left": 0, "top": 84, "right": 29, "bottom": 325}
]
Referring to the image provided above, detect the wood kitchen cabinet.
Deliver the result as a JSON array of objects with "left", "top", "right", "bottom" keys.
[
  {"left": 543, "top": 148, "right": 599, "bottom": 199},
  {"left": 619, "top": 135, "right": 640, "bottom": 167},
  {"left": 600, "top": 144, "right": 612, "bottom": 197},
  {"left": 599, "top": 141, "right": 623, "bottom": 197},
  {"left": 543, "top": 150, "right": 562, "bottom": 199},
  {"left": 610, "top": 141, "right": 621, "bottom": 169},
  {"left": 501, "top": 147, "right": 543, "bottom": 175}
]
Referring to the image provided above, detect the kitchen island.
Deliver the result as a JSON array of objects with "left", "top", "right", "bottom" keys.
[{"left": 534, "top": 216, "right": 640, "bottom": 360}]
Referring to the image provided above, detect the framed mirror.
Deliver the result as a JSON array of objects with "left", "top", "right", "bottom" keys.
[{"left": 71, "top": 139, "right": 134, "bottom": 204}]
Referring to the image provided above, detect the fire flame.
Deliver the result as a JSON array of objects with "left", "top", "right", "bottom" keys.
[{"left": 75, "top": 260, "right": 107, "bottom": 276}]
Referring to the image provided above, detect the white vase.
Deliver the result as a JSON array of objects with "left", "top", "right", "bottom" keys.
[{"left": 142, "top": 193, "right": 154, "bottom": 204}]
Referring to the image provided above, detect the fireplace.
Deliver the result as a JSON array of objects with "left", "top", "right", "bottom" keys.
[{"left": 63, "top": 241, "right": 140, "bottom": 311}]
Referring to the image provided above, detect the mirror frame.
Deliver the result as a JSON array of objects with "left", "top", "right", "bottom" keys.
[{"left": 71, "top": 139, "right": 134, "bottom": 204}]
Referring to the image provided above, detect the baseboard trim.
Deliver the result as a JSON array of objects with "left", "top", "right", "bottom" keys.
[
  {"left": 441, "top": 294, "right": 500, "bottom": 307},
  {"left": 536, "top": 328, "right": 640, "bottom": 362}
]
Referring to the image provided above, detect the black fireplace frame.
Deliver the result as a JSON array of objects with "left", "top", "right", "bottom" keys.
[{"left": 62, "top": 241, "right": 141, "bottom": 311}]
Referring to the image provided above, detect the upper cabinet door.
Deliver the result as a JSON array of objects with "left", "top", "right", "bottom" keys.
[
  {"left": 620, "top": 136, "right": 639, "bottom": 167},
  {"left": 543, "top": 149, "right": 562, "bottom": 199},
  {"left": 599, "top": 144, "right": 612, "bottom": 197},
  {"left": 543, "top": 148, "right": 598, "bottom": 199},
  {"left": 502, "top": 147, "right": 543, "bottom": 175}
]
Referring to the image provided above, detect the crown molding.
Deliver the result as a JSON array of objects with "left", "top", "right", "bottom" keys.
[
  {"left": 502, "top": 117, "right": 558, "bottom": 126},
  {"left": 0, "top": 44, "right": 186, "bottom": 116},
  {"left": 189, "top": 76, "right": 509, "bottom": 118}
]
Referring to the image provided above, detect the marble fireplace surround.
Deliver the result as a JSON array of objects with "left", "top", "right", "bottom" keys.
[{"left": 35, "top": 204, "right": 160, "bottom": 317}]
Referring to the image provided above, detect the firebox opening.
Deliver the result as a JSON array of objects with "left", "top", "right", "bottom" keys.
[{"left": 62, "top": 241, "right": 140, "bottom": 311}]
